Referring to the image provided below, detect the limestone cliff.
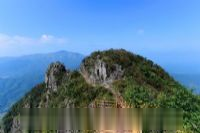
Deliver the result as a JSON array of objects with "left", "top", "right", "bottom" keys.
[
  {"left": 10, "top": 117, "right": 20, "bottom": 133},
  {"left": 80, "top": 56, "right": 124, "bottom": 88},
  {"left": 45, "top": 62, "right": 69, "bottom": 92},
  {"left": 80, "top": 52, "right": 126, "bottom": 107}
]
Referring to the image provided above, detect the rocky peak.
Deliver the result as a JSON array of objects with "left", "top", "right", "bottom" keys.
[
  {"left": 45, "top": 62, "right": 68, "bottom": 92},
  {"left": 80, "top": 55, "right": 124, "bottom": 87}
]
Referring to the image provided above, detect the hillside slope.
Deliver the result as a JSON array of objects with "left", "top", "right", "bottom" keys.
[
  {"left": 0, "top": 51, "right": 84, "bottom": 116},
  {"left": 2, "top": 49, "right": 200, "bottom": 133}
]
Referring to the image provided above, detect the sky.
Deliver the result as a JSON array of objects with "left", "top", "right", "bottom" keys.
[{"left": 0, "top": 0, "right": 200, "bottom": 73}]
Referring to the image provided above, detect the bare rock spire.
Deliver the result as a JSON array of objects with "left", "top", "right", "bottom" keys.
[{"left": 45, "top": 62, "right": 68, "bottom": 92}]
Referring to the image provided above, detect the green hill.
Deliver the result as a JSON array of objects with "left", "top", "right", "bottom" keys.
[{"left": 2, "top": 49, "right": 200, "bottom": 133}]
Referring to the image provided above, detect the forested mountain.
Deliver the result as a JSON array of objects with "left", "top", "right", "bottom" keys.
[{"left": 2, "top": 49, "right": 200, "bottom": 133}]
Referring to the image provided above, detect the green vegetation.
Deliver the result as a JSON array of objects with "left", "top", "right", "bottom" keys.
[
  {"left": 83, "top": 49, "right": 174, "bottom": 91},
  {"left": 47, "top": 71, "right": 114, "bottom": 107},
  {"left": 114, "top": 78, "right": 200, "bottom": 132},
  {"left": 2, "top": 72, "right": 114, "bottom": 133},
  {"left": 2, "top": 49, "right": 200, "bottom": 133},
  {"left": 83, "top": 49, "right": 200, "bottom": 132},
  {"left": 2, "top": 83, "right": 46, "bottom": 133}
]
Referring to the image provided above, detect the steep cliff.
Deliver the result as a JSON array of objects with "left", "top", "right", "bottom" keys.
[
  {"left": 45, "top": 62, "right": 69, "bottom": 92},
  {"left": 80, "top": 56, "right": 124, "bottom": 88}
]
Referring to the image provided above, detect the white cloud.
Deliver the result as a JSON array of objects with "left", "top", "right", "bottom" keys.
[
  {"left": 39, "top": 34, "right": 67, "bottom": 44},
  {"left": 0, "top": 33, "right": 68, "bottom": 46},
  {"left": 0, "top": 33, "right": 69, "bottom": 57}
]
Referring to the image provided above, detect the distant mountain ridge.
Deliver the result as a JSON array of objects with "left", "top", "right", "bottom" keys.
[
  {"left": 0, "top": 51, "right": 84, "bottom": 115},
  {"left": 0, "top": 51, "right": 84, "bottom": 77},
  {"left": 172, "top": 73, "right": 200, "bottom": 94}
]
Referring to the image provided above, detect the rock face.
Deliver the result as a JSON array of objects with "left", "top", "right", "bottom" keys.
[
  {"left": 11, "top": 117, "right": 21, "bottom": 133},
  {"left": 0, "top": 127, "right": 4, "bottom": 133},
  {"left": 45, "top": 62, "right": 68, "bottom": 92},
  {"left": 80, "top": 57, "right": 124, "bottom": 87}
]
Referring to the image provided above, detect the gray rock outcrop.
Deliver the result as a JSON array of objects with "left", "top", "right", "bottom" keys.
[
  {"left": 0, "top": 127, "right": 4, "bottom": 133},
  {"left": 80, "top": 58, "right": 124, "bottom": 88},
  {"left": 45, "top": 62, "right": 68, "bottom": 92},
  {"left": 11, "top": 116, "right": 21, "bottom": 133}
]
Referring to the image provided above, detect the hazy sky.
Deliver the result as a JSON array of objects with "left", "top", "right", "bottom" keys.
[{"left": 0, "top": 0, "right": 200, "bottom": 73}]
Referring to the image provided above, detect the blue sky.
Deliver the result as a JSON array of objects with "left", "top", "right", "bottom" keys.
[{"left": 0, "top": 0, "right": 200, "bottom": 73}]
